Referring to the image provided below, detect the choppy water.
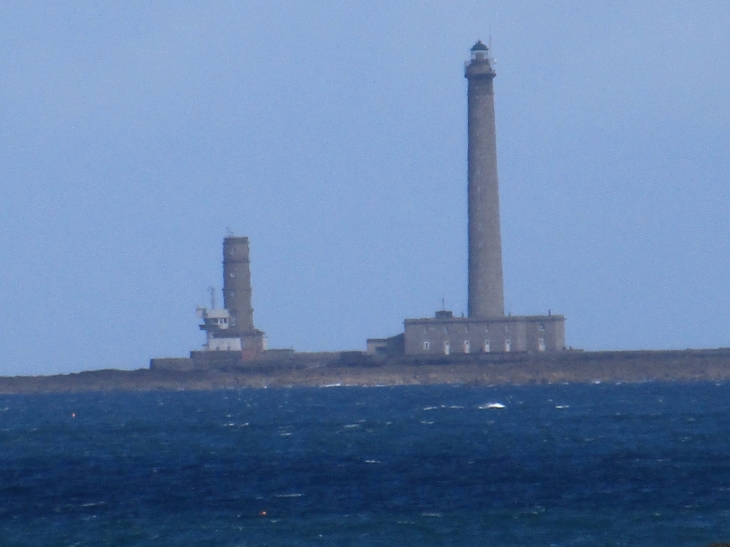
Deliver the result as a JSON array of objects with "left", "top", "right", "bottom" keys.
[{"left": 1, "top": 383, "right": 730, "bottom": 546}]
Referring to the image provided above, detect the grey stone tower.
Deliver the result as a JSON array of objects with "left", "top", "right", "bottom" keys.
[
  {"left": 222, "top": 236, "right": 265, "bottom": 354},
  {"left": 465, "top": 41, "right": 505, "bottom": 318}
]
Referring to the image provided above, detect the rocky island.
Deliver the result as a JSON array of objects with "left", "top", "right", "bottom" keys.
[{"left": 2, "top": 348, "right": 730, "bottom": 394}]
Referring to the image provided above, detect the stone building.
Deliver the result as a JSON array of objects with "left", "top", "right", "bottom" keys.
[{"left": 404, "top": 312, "right": 565, "bottom": 355}]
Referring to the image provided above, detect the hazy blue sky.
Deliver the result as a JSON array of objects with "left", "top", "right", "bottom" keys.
[{"left": 2, "top": 2, "right": 729, "bottom": 375}]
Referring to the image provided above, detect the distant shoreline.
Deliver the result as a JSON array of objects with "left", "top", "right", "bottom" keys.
[{"left": 2, "top": 348, "right": 730, "bottom": 394}]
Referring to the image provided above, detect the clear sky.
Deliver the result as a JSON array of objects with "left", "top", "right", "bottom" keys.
[{"left": 1, "top": 2, "right": 729, "bottom": 375}]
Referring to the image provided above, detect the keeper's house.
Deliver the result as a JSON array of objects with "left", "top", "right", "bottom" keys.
[{"left": 404, "top": 311, "right": 565, "bottom": 356}]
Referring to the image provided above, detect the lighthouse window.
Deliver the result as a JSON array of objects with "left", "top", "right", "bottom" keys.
[
  {"left": 423, "top": 341, "right": 430, "bottom": 351},
  {"left": 230, "top": 273, "right": 235, "bottom": 277},
  {"left": 539, "top": 323, "right": 545, "bottom": 331}
]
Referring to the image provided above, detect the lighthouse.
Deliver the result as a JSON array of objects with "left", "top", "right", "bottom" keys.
[
  {"left": 402, "top": 41, "right": 565, "bottom": 355},
  {"left": 465, "top": 40, "right": 504, "bottom": 318}
]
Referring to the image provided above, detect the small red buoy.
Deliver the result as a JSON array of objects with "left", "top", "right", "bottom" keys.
[
  {"left": 72, "top": 413, "right": 76, "bottom": 418},
  {"left": 259, "top": 510, "right": 267, "bottom": 516}
]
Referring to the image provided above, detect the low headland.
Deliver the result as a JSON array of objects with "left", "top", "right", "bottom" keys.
[{"left": 2, "top": 348, "right": 730, "bottom": 394}]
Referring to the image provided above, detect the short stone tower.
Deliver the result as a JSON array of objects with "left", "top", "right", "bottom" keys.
[
  {"left": 222, "top": 236, "right": 265, "bottom": 356},
  {"left": 465, "top": 40, "right": 505, "bottom": 318}
]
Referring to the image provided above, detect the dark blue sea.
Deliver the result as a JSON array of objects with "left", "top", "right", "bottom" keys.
[{"left": 1, "top": 383, "right": 730, "bottom": 546}]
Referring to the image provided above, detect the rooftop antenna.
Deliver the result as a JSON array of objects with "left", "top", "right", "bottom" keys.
[
  {"left": 441, "top": 296, "right": 446, "bottom": 310},
  {"left": 208, "top": 286, "right": 216, "bottom": 309}
]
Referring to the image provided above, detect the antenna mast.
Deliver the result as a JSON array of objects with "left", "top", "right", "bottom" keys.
[{"left": 208, "top": 286, "right": 216, "bottom": 309}]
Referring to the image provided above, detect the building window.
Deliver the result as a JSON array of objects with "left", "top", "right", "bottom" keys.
[
  {"left": 444, "top": 341, "right": 450, "bottom": 355},
  {"left": 539, "top": 323, "right": 545, "bottom": 331},
  {"left": 505, "top": 339, "right": 511, "bottom": 352},
  {"left": 230, "top": 273, "right": 235, "bottom": 277},
  {"left": 463, "top": 340, "right": 470, "bottom": 353},
  {"left": 538, "top": 338, "right": 546, "bottom": 351},
  {"left": 423, "top": 341, "right": 430, "bottom": 351},
  {"left": 485, "top": 325, "right": 489, "bottom": 332},
  {"left": 484, "top": 340, "right": 490, "bottom": 352},
  {"left": 504, "top": 325, "right": 509, "bottom": 333}
]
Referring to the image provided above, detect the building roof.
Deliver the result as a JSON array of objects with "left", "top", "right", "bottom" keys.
[
  {"left": 404, "top": 314, "right": 565, "bottom": 325},
  {"left": 471, "top": 40, "right": 488, "bottom": 51}
]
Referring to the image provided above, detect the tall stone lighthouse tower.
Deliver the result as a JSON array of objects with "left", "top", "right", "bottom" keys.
[
  {"left": 401, "top": 42, "right": 566, "bottom": 356},
  {"left": 465, "top": 40, "right": 505, "bottom": 318}
]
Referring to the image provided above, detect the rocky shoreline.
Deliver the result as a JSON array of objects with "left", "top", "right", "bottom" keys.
[{"left": 2, "top": 348, "right": 730, "bottom": 394}]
